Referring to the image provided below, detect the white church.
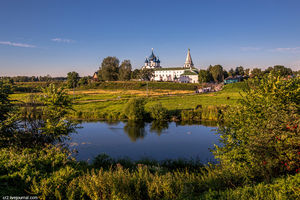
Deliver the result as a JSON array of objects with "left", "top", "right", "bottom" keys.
[{"left": 142, "top": 48, "right": 199, "bottom": 83}]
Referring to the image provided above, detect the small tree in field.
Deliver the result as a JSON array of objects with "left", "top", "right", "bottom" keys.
[
  {"left": 149, "top": 103, "right": 168, "bottom": 121},
  {"left": 123, "top": 98, "right": 146, "bottom": 120},
  {"left": 214, "top": 73, "right": 300, "bottom": 180},
  {"left": 67, "top": 71, "right": 80, "bottom": 88},
  {"left": 100, "top": 56, "right": 119, "bottom": 81},
  {"left": 119, "top": 60, "right": 132, "bottom": 81},
  {"left": 39, "top": 84, "right": 76, "bottom": 142}
]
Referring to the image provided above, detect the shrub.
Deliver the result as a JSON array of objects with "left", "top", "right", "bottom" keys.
[
  {"left": 123, "top": 98, "right": 146, "bottom": 120},
  {"left": 149, "top": 103, "right": 168, "bottom": 120},
  {"left": 214, "top": 74, "right": 300, "bottom": 181}
]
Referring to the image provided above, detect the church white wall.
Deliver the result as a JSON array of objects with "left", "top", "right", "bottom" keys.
[{"left": 179, "top": 75, "right": 198, "bottom": 83}]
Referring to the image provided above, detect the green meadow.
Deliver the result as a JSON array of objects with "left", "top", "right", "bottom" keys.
[{"left": 10, "top": 82, "right": 246, "bottom": 121}]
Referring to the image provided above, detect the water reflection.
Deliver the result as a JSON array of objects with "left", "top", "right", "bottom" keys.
[
  {"left": 150, "top": 121, "right": 169, "bottom": 135},
  {"left": 123, "top": 120, "right": 170, "bottom": 141},
  {"left": 123, "top": 121, "right": 146, "bottom": 141},
  {"left": 69, "top": 121, "right": 219, "bottom": 162}
]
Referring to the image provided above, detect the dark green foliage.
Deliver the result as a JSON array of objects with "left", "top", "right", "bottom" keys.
[
  {"left": 78, "top": 76, "right": 89, "bottom": 86},
  {"left": 99, "top": 56, "right": 120, "bottom": 81},
  {"left": 0, "top": 81, "right": 18, "bottom": 146},
  {"left": 235, "top": 66, "right": 245, "bottom": 76},
  {"left": 209, "top": 65, "right": 224, "bottom": 83},
  {"left": 214, "top": 74, "right": 300, "bottom": 181},
  {"left": 67, "top": 71, "right": 80, "bottom": 88},
  {"left": 250, "top": 68, "right": 263, "bottom": 78},
  {"left": 2, "top": 83, "right": 76, "bottom": 147},
  {"left": 139, "top": 68, "right": 154, "bottom": 81},
  {"left": 118, "top": 60, "right": 132, "bottom": 81},
  {"left": 198, "top": 69, "right": 212, "bottom": 83},
  {"left": 123, "top": 98, "right": 146, "bottom": 120},
  {"left": 131, "top": 69, "right": 140, "bottom": 79},
  {"left": 37, "top": 84, "right": 77, "bottom": 142},
  {"left": 149, "top": 103, "right": 168, "bottom": 120},
  {"left": 272, "top": 65, "right": 293, "bottom": 76},
  {"left": 228, "top": 68, "right": 235, "bottom": 77}
]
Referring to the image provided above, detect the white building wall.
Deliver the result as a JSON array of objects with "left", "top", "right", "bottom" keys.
[
  {"left": 179, "top": 75, "right": 198, "bottom": 83},
  {"left": 153, "top": 70, "right": 185, "bottom": 81}
]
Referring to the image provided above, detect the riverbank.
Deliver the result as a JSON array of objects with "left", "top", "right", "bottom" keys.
[{"left": 1, "top": 146, "right": 299, "bottom": 199}]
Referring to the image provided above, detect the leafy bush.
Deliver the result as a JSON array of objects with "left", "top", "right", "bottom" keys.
[
  {"left": 214, "top": 74, "right": 300, "bottom": 181},
  {"left": 123, "top": 98, "right": 146, "bottom": 120},
  {"left": 149, "top": 103, "right": 168, "bottom": 120}
]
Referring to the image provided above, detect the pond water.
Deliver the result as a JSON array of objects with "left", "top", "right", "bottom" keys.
[{"left": 68, "top": 121, "right": 220, "bottom": 163}]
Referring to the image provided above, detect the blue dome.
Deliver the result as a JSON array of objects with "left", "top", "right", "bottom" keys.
[
  {"left": 148, "top": 49, "right": 156, "bottom": 61},
  {"left": 145, "top": 58, "right": 148, "bottom": 63}
]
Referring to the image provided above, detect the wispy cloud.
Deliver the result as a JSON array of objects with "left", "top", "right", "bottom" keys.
[
  {"left": 51, "top": 38, "right": 74, "bottom": 43},
  {"left": 270, "top": 47, "right": 300, "bottom": 53},
  {"left": 0, "top": 41, "right": 36, "bottom": 48},
  {"left": 240, "top": 46, "right": 261, "bottom": 51}
]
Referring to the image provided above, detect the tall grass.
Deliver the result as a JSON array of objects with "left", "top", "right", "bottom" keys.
[{"left": 1, "top": 146, "right": 299, "bottom": 199}]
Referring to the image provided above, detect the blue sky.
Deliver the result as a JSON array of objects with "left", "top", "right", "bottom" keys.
[{"left": 0, "top": 0, "right": 300, "bottom": 76}]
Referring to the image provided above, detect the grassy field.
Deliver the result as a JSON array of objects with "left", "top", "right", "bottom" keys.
[{"left": 10, "top": 82, "right": 246, "bottom": 120}]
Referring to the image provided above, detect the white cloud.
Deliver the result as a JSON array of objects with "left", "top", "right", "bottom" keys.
[
  {"left": 51, "top": 38, "right": 74, "bottom": 43},
  {"left": 270, "top": 47, "right": 300, "bottom": 53},
  {"left": 240, "top": 47, "right": 261, "bottom": 51},
  {"left": 0, "top": 41, "right": 36, "bottom": 48}
]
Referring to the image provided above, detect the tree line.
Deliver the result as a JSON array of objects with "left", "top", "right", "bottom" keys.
[
  {"left": 96, "top": 56, "right": 153, "bottom": 81},
  {"left": 0, "top": 75, "right": 66, "bottom": 83},
  {"left": 198, "top": 64, "right": 297, "bottom": 83}
]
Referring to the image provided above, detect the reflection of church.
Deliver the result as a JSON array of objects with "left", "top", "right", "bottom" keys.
[{"left": 141, "top": 48, "right": 199, "bottom": 83}]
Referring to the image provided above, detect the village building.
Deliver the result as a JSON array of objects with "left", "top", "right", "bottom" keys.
[
  {"left": 142, "top": 48, "right": 199, "bottom": 83},
  {"left": 92, "top": 71, "right": 99, "bottom": 81},
  {"left": 224, "top": 75, "right": 243, "bottom": 84}
]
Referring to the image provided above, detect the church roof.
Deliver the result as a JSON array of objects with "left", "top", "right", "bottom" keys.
[
  {"left": 181, "top": 70, "right": 198, "bottom": 76},
  {"left": 148, "top": 48, "right": 156, "bottom": 60},
  {"left": 184, "top": 48, "right": 194, "bottom": 66}
]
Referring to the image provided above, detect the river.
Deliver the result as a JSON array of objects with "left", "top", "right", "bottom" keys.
[{"left": 68, "top": 121, "right": 220, "bottom": 163}]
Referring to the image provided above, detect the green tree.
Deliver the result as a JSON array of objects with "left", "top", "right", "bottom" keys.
[
  {"left": 250, "top": 68, "right": 262, "bottom": 78},
  {"left": 139, "top": 69, "right": 154, "bottom": 81},
  {"left": 223, "top": 70, "right": 229, "bottom": 79},
  {"left": 209, "top": 65, "right": 224, "bottom": 83},
  {"left": 273, "top": 65, "right": 293, "bottom": 76},
  {"left": 149, "top": 103, "right": 168, "bottom": 121},
  {"left": 198, "top": 70, "right": 211, "bottom": 83},
  {"left": 131, "top": 69, "right": 140, "bottom": 79},
  {"left": 78, "top": 76, "right": 89, "bottom": 86},
  {"left": 99, "top": 56, "right": 119, "bottom": 81},
  {"left": 244, "top": 68, "right": 250, "bottom": 76},
  {"left": 119, "top": 60, "right": 132, "bottom": 81},
  {"left": 0, "top": 81, "right": 18, "bottom": 146},
  {"left": 123, "top": 98, "right": 146, "bottom": 120},
  {"left": 214, "top": 74, "right": 300, "bottom": 180},
  {"left": 228, "top": 68, "right": 235, "bottom": 77},
  {"left": 67, "top": 71, "right": 80, "bottom": 88},
  {"left": 235, "top": 66, "right": 244, "bottom": 76}
]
